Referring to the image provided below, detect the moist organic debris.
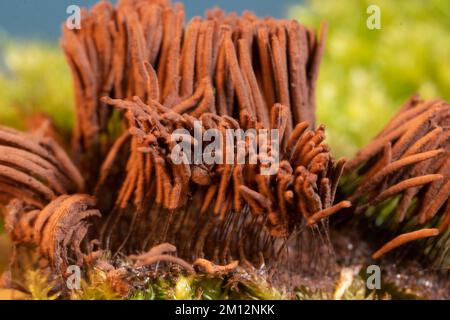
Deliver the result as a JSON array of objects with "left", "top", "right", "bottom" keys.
[{"left": 0, "top": 0, "right": 448, "bottom": 299}]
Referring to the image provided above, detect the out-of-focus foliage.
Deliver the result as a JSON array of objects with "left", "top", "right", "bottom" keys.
[
  {"left": 288, "top": 0, "right": 450, "bottom": 157},
  {"left": 0, "top": 35, "right": 74, "bottom": 133}
]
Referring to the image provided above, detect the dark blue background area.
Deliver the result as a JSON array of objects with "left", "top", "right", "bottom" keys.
[{"left": 0, "top": 0, "right": 301, "bottom": 41}]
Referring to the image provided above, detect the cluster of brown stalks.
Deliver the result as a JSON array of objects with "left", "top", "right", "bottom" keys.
[
  {"left": 61, "top": 0, "right": 326, "bottom": 189},
  {"left": 345, "top": 95, "right": 450, "bottom": 265},
  {"left": 0, "top": 126, "right": 83, "bottom": 207},
  {"left": 1, "top": 0, "right": 448, "bottom": 282},
  {"left": 0, "top": 0, "right": 339, "bottom": 276},
  {"left": 59, "top": 0, "right": 342, "bottom": 270},
  {"left": 97, "top": 95, "right": 349, "bottom": 268},
  {"left": 0, "top": 126, "right": 100, "bottom": 273},
  {"left": 4, "top": 196, "right": 100, "bottom": 274}
]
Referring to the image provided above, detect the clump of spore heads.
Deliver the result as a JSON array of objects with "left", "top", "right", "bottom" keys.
[
  {"left": 0, "top": 0, "right": 448, "bottom": 299},
  {"left": 343, "top": 95, "right": 450, "bottom": 267},
  {"left": 59, "top": 0, "right": 345, "bottom": 273}
]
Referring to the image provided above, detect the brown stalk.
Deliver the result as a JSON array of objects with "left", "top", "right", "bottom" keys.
[{"left": 372, "top": 228, "right": 439, "bottom": 260}]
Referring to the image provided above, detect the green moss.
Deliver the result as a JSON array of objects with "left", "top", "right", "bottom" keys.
[
  {"left": 70, "top": 269, "right": 122, "bottom": 300},
  {"left": 130, "top": 286, "right": 156, "bottom": 300},
  {"left": 194, "top": 276, "right": 229, "bottom": 300},
  {"left": 128, "top": 272, "right": 289, "bottom": 300},
  {"left": 9, "top": 261, "right": 435, "bottom": 300},
  {"left": 228, "top": 275, "right": 289, "bottom": 300},
  {"left": 24, "top": 269, "right": 60, "bottom": 300}
]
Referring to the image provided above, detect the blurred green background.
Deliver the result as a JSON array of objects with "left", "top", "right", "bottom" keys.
[
  {"left": 1, "top": 0, "right": 448, "bottom": 157},
  {"left": 0, "top": 0, "right": 449, "bottom": 272},
  {"left": 291, "top": 0, "right": 450, "bottom": 157}
]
